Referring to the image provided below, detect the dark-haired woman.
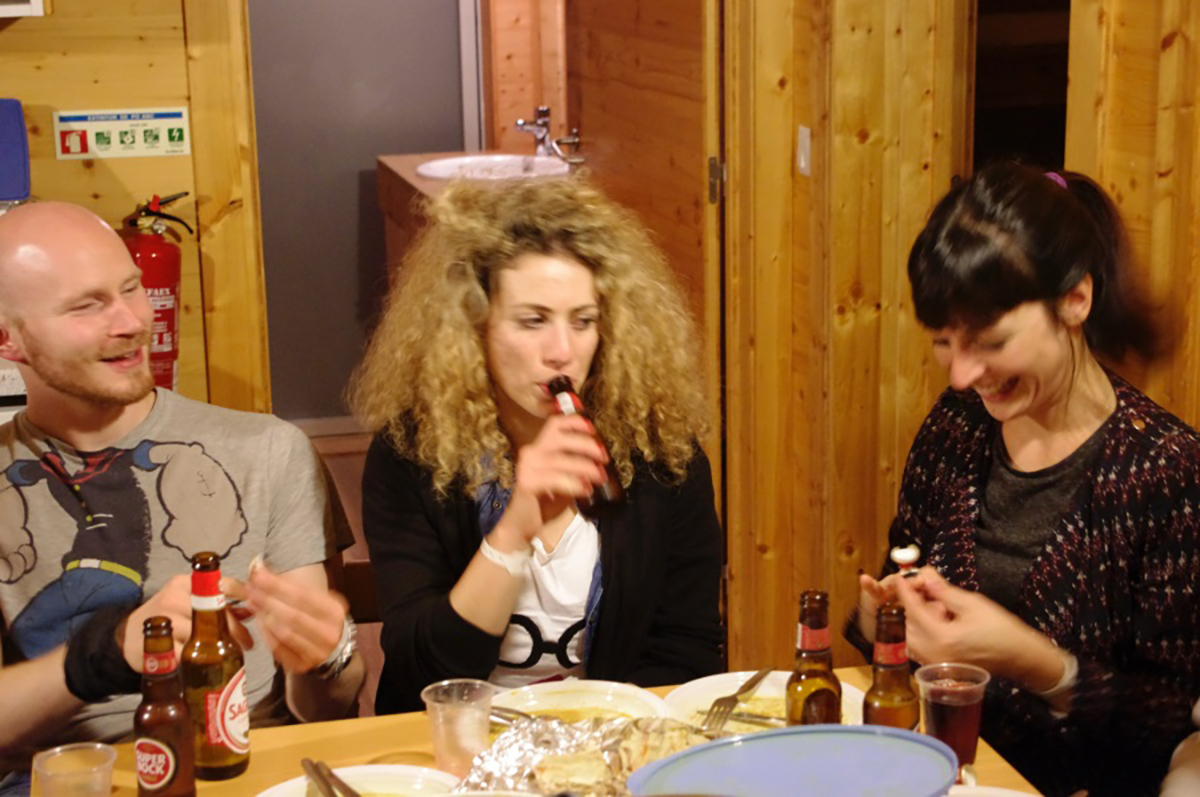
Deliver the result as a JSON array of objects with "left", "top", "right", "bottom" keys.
[{"left": 850, "top": 162, "right": 1200, "bottom": 796}]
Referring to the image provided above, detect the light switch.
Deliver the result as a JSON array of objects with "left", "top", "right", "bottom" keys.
[{"left": 797, "top": 125, "right": 812, "bottom": 176}]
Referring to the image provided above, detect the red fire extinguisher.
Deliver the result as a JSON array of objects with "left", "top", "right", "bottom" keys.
[{"left": 121, "top": 192, "right": 193, "bottom": 391}]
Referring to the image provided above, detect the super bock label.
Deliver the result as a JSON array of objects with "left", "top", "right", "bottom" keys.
[
  {"left": 135, "top": 738, "right": 177, "bottom": 790},
  {"left": 205, "top": 667, "right": 250, "bottom": 754}
]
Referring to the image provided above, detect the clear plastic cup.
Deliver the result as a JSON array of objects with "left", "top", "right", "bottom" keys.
[
  {"left": 32, "top": 742, "right": 116, "bottom": 797},
  {"left": 915, "top": 662, "right": 990, "bottom": 770},
  {"left": 421, "top": 678, "right": 494, "bottom": 778}
]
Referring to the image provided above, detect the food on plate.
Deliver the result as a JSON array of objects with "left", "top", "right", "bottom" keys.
[
  {"left": 690, "top": 696, "right": 784, "bottom": 734},
  {"left": 530, "top": 707, "right": 633, "bottom": 723},
  {"left": 532, "top": 717, "right": 708, "bottom": 795},
  {"left": 533, "top": 750, "right": 612, "bottom": 792}
]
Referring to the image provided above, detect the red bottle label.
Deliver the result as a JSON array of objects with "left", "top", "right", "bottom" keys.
[
  {"left": 874, "top": 640, "right": 908, "bottom": 666},
  {"left": 135, "top": 738, "right": 177, "bottom": 790},
  {"left": 143, "top": 649, "right": 177, "bottom": 675},
  {"left": 204, "top": 667, "right": 249, "bottom": 754},
  {"left": 797, "top": 622, "right": 831, "bottom": 651}
]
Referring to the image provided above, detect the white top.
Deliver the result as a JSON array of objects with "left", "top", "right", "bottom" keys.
[{"left": 489, "top": 512, "right": 598, "bottom": 688}]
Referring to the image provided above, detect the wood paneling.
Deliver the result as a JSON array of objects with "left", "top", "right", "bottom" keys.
[
  {"left": 1066, "top": 0, "right": 1200, "bottom": 422},
  {"left": 484, "top": 0, "right": 568, "bottom": 152},
  {"left": 724, "top": 0, "right": 810, "bottom": 673},
  {"left": 724, "top": 0, "right": 974, "bottom": 669},
  {"left": 0, "top": 0, "right": 208, "bottom": 401},
  {"left": 565, "top": 0, "right": 723, "bottom": 500},
  {"left": 181, "top": 0, "right": 271, "bottom": 412}
]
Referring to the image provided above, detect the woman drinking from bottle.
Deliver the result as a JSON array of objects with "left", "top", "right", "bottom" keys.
[{"left": 350, "top": 176, "right": 723, "bottom": 714}]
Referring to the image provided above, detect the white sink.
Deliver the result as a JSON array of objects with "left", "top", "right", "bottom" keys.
[{"left": 416, "top": 154, "right": 570, "bottom": 180}]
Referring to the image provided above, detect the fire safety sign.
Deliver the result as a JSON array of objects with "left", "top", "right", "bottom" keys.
[{"left": 53, "top": 108, "right": 191, "bottom": 160}]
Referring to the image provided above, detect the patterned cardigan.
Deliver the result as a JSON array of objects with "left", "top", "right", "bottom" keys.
[{"left": 857, "top": 373, "right": 1200, "bottom": 796}]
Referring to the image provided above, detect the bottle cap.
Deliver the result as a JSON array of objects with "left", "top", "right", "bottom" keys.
[{"left": 890, "top": 544, "right": 921, "bottom": 577}]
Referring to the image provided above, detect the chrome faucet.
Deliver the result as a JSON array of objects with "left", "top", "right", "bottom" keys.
[{"left": 515, "top": 106, "right": 552, "bottom": 156}]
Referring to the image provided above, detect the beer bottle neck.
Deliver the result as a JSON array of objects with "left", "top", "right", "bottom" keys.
[
  {"left": 870, "top": 664, "right": 913, "bottom": 691},
  {"left": 796, "top": 647, "right": 834, "bottom": 670},
  {"left": 192, "top": 605, "right": 230, "bottom": 640}
]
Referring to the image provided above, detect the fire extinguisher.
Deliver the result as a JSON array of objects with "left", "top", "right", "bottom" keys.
[{"left": 121, "top": 192, "right": 193, "bottom": 391}]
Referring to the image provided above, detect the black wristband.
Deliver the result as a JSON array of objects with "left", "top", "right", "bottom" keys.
[{"left": 63, "top": 606, "right": 142, "bottom": 702}]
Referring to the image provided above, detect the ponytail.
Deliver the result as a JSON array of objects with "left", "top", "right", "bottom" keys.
[{"left": 1056, "top": 170, "right": 1162, "bottom": 362}]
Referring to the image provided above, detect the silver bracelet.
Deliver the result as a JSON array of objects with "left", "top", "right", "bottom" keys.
[
  {"left": 1033, "top": 651, "right": 1078, "bottom": 700},
  {"left": 313, "top": 616, "right": 357, "bottom": 681},
  {"left": 479, "top": 536, "right": 531, "bottom": 577}
]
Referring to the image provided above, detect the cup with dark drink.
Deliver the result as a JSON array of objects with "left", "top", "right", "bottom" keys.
[{"left": 915, "top": 662, "right": 989, "bottom": 778}]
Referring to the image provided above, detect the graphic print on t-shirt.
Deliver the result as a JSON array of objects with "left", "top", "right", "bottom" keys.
[{"left": 0, "top": 439, "right": 248, "bottom": 659}]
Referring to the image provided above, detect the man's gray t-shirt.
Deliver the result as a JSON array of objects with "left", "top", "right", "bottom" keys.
[{"left": 0, "top": 388, "right": 339, "bottom": 763}]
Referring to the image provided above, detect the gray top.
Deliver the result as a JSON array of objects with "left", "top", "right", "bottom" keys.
[
  {"left": 0, "top": 389, "right": 343, "bottom": 770},
  {"left": 976, "top": 418, "right": 1111, "bottom": 613}
]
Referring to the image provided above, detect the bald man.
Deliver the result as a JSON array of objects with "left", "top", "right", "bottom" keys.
[{"left": 0, "top": 203, "right": 363, "bottom": 786}]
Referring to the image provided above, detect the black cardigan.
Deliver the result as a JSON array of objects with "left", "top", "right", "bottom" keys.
[
  {"left": 361, "top": 436, "right": 725, "bottom": 714},
  {"left": 848, "top": 373, "right": 1200, "bottom": 796}
]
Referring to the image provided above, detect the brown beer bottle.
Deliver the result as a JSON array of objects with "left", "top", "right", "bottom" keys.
[
  {"left": 785, "top": 590, "right": 842, "bottom": 725},
  {"left": 546, "top": 376, "right": 624, "bottom": 517},
  {"left": 863, "top": 603, "right": 920, "bottom": 730},
  {"left": 181, "top": 552, "right": 250, "bottom": 780},
  {"left": 134, "top": 617, "right": 196, "bottom": 796}
]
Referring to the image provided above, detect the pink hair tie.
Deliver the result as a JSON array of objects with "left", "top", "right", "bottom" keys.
[{"left": 1046, "top": 172, "right": 1068, "bottom": 189}]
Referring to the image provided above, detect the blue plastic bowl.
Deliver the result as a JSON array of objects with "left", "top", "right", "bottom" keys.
[{"left": 626, "top": 724, "right": 958, "bottom": 797}]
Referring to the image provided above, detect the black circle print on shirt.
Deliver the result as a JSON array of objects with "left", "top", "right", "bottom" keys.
[{"left": 498, "top": 615, "right": 587, "bottom": 669}]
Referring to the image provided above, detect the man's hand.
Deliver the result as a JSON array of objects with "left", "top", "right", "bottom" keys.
[
  {"left": 226, "top": 563, "right": 347, "bottom": 674},
  {"left": 118, "top": 575, "right": 192, "bottom": 671},
  {"left": 118, "top": 574, "right": 254, "bottom": 671}
]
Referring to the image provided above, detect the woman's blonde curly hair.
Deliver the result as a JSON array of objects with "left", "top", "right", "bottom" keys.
[{"left": 348, "top": 175, "right": 708, "bottom": 497}]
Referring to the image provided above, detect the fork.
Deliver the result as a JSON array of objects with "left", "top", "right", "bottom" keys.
[{"left": 701, "top": 667, "right": 773, "bottom": 732}]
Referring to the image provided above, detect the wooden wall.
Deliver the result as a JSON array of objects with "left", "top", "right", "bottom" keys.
[
  {"left": 725, "top": 0, "right": 975, "bottom": 669},
  {"left": 0, "top": 0, "right": 270, "bottom": 412},
  {"left": 726, "top": 0, "right": 1200, "bottom": 673},
  {"left": 483, "top": 0, "right": 568, "bottom": 152},
  {"left": 1066, "top": 0, "right": 1200, "bottom": 423}
]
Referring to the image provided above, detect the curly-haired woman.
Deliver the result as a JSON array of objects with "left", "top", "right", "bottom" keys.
[{"left": 350, "top": 176, "right": 723, "bottom": 714}]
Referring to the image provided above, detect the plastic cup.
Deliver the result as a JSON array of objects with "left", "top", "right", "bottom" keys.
[
  {"left": 32, "top": 742, "right": 116, "bottom": 797},
  {"left": 915, "top": 662, "right": 990, "bottom": 771},
  {"left": 421, "top": 678, "right": 494, "bottom": 778}
]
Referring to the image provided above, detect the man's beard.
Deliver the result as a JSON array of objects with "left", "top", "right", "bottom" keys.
[{"left": 24, "top": 332, "right": 155, "bottom": 407}]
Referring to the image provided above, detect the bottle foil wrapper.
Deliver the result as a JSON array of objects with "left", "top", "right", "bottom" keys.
[{"left": 455, "top": 716, "right": 711, "bottom": 795}]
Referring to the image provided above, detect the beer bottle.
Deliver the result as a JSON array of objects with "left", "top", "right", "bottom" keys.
[
  {"left": 134, "top": 616, "right": 196, "bottom": 796},
  {"left": 785, "top": 590, "right": 842, "bottom": 725},
  {"left": 863, "top": 603, "right": 920, "bottom": 730},
  {"left": 181, "top": 552, "right": 250, "bottom": 780},
  {"left": 546, "top": 375, "right": 624, "bottom": 517}
]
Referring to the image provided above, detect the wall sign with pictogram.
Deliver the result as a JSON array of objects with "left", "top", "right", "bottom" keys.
[{"left": 53, "top": 108, "right": 191, "bottom": 160}]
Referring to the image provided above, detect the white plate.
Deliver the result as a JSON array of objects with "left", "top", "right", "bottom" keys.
[
  {"left": 949, "top": 788, "right": 1035, "bottom": 796},
  {"left": 664, "top": 670, "right": 866, "bottom": 732},
  {"left": 491, "top": 679, "right": 669, "bottom": 721},
  {"left": 256, "top": 764, "right": 459, "bottom": 796}
]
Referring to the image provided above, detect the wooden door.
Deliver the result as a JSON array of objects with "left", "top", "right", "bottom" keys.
[
  {"left": 565, "top": 0, "right": 724, "bottom": 494},
  {"left": 723, "top": 0, "right": 976, "bottom": 670}
]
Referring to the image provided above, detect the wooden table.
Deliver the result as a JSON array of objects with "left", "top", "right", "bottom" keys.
[{"left": 105, "top": 667, "right": 1038, "bottom": 794}]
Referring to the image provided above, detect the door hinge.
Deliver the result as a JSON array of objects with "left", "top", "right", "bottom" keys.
[{"left": 708, "top": 156, "right": 725, "bottom": 204}]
